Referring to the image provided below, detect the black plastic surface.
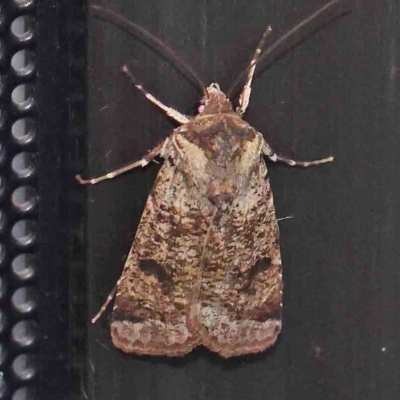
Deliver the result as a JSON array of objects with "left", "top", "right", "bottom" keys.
[
  {"left": 2, "top": 0, "right": 400, "bottom": 399},
  {"left": 84, "top": 0, "right": 400, "bottom": 399}
]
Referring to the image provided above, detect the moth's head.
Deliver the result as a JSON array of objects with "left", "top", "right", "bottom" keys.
[{"left": 198, "top": 83, "right": 234, "bottom": 115}]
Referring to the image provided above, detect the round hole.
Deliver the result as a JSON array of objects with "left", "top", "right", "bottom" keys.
[
  {"left": 11, "top": 220, "right": 36, "bottom": 247},
  {"left": 10, "top": 15, "right": 34, "bottom": 43},
  {"left": 11, "top": 287, "right": 37, "bottom": 314},
  {"left": 11, "top": 50, "right": 35, "bottom": 77},
  {"left": 11, "top": 118, "right": 36, "bottom": 146},
  {"left": 12, "top": 186, "right": 37, "bottom": 213},
  {"left": 11, "top": 84, "right": 35, "bottom": 112},
  {"left": 12, "top": 354, "right": 36, "bottom": 381},
  {"left": 13, "top": 0, "right": 36, "bottom": 10},
  {"left": 11, "top": 153, "right": 35, "bottom": 179},
  {"left": 11, "top": 320, "right": 38, "bottom": 347},
  {"left": 12, "top": 254, "right": 35, "bottom": 281},
  {"left": 12, "top": 387, "right": 35, "bottom": 400}
]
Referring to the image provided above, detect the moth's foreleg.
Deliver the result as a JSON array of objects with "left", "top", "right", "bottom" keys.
[
  {"left": 262, "top": 140, "right": 334, "bottom": 167},
  {"left": 76, "top": 140, "right": 165, "bottom": 185},
  {"left": 236, "top": 26, "right": 272, "bottom": 116},
  {"left": 122, "top": 65, "right": 190, "bottom": 124}
]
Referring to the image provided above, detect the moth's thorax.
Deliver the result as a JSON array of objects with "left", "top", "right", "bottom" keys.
[
  {"left": 198, "top": 83, "right": 235, "bottom": 115},
  {"left": 181, "top": 116, "right": 259, "bottom": 161},
  {"left": 171, "top": 114, "right": 264, "bottom": 208}
]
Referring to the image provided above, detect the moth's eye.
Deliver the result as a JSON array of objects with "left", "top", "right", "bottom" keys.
[{"left": 198, "top": 105, "right": 205, "bottom": 113}]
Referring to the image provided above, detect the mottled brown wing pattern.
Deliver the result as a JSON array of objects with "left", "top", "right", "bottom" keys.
[
  {"left": 111, "top": 148, "right": 282, "bottom": 357},
  {"left": 197, "top": 159, "right": 282, "bottom": 357},
  {"left": 111, "top": 157, "right": 215, "bottom": 356}
]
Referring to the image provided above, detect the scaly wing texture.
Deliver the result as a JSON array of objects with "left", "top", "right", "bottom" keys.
[
  {"left": 111, "top": 159, "right": 215, "bottom": 356},
  {"left": 197, "top": 159, "right": 282, "bottom": 358},
  {"left": 110, "top": 155, "right": 282, "bottom": 358}
]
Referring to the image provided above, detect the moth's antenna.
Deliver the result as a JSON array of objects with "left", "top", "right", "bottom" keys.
[
  {"left": 91, "top": 5, "right": 206, "bottom": 94},
  {"left": 236, "top": 25, "right": 272, "bottom": 116},
  {"left": 227, "top": 0, "right": 350, "bottom": 98}
]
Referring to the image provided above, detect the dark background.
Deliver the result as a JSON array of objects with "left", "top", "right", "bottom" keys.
[{"left": 82, "top": 0, "right": 400, "bottom": 399}]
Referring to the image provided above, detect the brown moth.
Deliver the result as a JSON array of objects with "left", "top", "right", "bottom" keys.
[{"left": 78, "top": 0, "right": 343, "bottom": 357}]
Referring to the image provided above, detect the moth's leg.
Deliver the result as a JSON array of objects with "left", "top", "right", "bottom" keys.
[
  {"left": 236, "top": 26, "right": 272, "bottom": 116},
  {"left": 91, "top": 284, "right": 118, "bottom": 324},
  {"left": 122, "top": 65, "right": 190, "bottom": 124},
  {"left": 262, "top": 141, "right": 334, "bottom": 167},
  {"left": 76, "top": 140, "right": 165, "bottom": 185}
]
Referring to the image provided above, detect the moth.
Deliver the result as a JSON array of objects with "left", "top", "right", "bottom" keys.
[{"left": 78, "top": 0, "right": 345, "bottom": 357}]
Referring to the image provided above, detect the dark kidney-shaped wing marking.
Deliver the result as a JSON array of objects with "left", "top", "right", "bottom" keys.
[
  {"left": 111, "top": 158, "right": 215, "bottom": 356},
  {"left": 196, "top": 159, "right": 282, "bottom": 358}
]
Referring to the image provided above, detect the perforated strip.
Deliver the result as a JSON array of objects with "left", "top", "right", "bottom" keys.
[
  {"left": 1, "top": 0, "right": 87, "bottom": 398},
  {"left": 0, "top": 2, "right": 39, "bottom": 399}
]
